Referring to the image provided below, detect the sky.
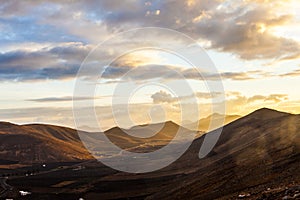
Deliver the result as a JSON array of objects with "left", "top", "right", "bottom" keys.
[{"left": 0, "top": 0, "right": 300, "bottom": 131}]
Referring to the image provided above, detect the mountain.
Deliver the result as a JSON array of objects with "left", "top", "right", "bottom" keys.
[
  {"left": 147, "top": 108, "right": 300, "bottom": 199},
  {"left": 0, "top": 121, "right": 195, "bottom": 164},
  {"left": 104, "top": 121, "right": 195, "bottom": 152},
  {"left": 0, "top": 122, "right": 93, "bottom": 164},
  {"left": 184, "top": 113, "right": 241, "bottom": 132},
  {"left": 1, "top": 108, "right": 299, "bottom": 199}
]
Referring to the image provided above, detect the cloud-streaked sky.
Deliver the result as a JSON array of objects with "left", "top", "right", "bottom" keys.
[{"left": 0, "top": 0, "right": 300, "bottom": 130}]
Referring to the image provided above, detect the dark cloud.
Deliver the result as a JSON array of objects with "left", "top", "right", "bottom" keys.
[
  {"left": 0, "top": 44, "right": 295, "bottom": 82},
  {"left": 0, "top": 43, "right": 93, "bottom": 81},
  {"left": 101, "top": 63, "right": 269, "bottom": 82},
  {"left": 101, "top": 65, "right": 132, "bottom": 79},
  {"left": 0, "top": 1, "right": 299, "bottom": 82}
]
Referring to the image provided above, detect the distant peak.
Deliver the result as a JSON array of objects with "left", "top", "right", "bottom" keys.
[
  {"left": 256, "top": 107, "right": 277, "bottom": 111},
  {"left": 247, "top": 107, "right": 291, "bottom": 120},
  {"left": 164, "top": 120, "right": 179, "bottom": 126},
  {"left": 133, "top": 120, "right": 179, "bottom": 128},
  {"left": 210, "top": 113, "right": 224, "bottom": 117},
  {"left": 253, "top": 107, "right": 288, "bottom": 114},
  {"left": 0, "top": 121, "right": 19, "bottom": 128}
]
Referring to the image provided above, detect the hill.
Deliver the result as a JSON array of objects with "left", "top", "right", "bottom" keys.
[
  {"left": 147, "top": 108, "right": 300, "bottom": 199},
  {"left": 0, "top": 121, "right": 196, "bottom": 164},
  {"left": 104, "top": 121, "right": 195, "bottom": 152},
  {"left": 0, "top": 122, "right": 93, "bottom": 164},
  {"left": 1, "top": 108, "right": 299, "bottom": 199}
]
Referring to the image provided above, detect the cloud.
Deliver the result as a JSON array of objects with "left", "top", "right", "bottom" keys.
[
  {"left": 279, "top": 69, "right": 300, "bottom": 77},
  {"left": 0, "top": 42, "right": 93, "bottom": 81},
  {"left": 0, "top": 0, "right": 299, "bottom": 83},
  {"left": 208, "top": 71, "right": 257, "bottom": 81},
  {"left": 0, "top": 42, "right": 298, "bottom": 82},
  {"left": 226, "top": 91, "right": 289, "bottom": 104},
  {"left": 150, "top": 90, "right": 223, "bottom": 104},
  {"left": 222, "top": 92, "right": 291, "bottom": 115},
  {"left": 101, "top": 62, "right": 271, "bottom": 82},
  {"left": 97, "top": 0, "right": 300, "bottom": 60},
  {"left": 0, "top": 45, "right": 263, "bottom": 82},
  {"left": 265, "top": 94, "right": 289, "bottom": 102},
  {"left": 1, "top": 0, "right": 299, "bottom": 61},
  {"left": 247, "top": 94, "right": 288, "bottom": 103},
  {"left": 151, "top": 90, "right": 174, "bottom": 103},
  {"left": 171, "top": 67, "right": 258, "bottom": 81},
  {"left": 26, "top": 96, "right": 105, "bottom": 102},
  {"left": 1, "top": 93, "right": 297, "bottom": 131},
  {"left": 0, "top": 106, "right": 76, "bottom": 128},
  {"left": 193, "top": 4, "right": 300, "bottom": 60}
]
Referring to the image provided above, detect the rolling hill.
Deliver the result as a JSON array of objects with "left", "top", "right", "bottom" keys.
[
  {"left": 0, "top": 121, "right": 196, "bottom": 164},
  {"left": 0, "top": 122, "right": 93, "bottom": 164}
]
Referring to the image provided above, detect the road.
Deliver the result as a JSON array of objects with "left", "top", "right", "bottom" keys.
[{"left": 0, "top": 177, "right": 13, "bottom": 197}]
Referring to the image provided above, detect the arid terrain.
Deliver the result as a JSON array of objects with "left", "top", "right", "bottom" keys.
[{"left": 0, "top": 108, "right": 299, "bottom": 199}]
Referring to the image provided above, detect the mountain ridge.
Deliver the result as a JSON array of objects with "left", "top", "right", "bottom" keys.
[
  {"left": 147, "top": 107, "right": 300, "bottom": 199},
  {"left": 0, "top": 107, "right": 298, "bottom": 164},
  {"left": 0, "top": 107, "right": 299, "bottom": 199}
]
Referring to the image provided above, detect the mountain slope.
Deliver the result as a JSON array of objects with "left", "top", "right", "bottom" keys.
[
  {"left": 147, "top": 108, "right": 300, "bottom": 199},
  {"left": 184, "top": 113, "right": 241, "bottom": 132},
  {"left": 0, "top": 122, "right": 93, "bottom": 164},
  {"left": 0, "top": 121, "right": 195, "bottom": 163},
  {"left": 1, "top": 108, "right": 299, "bottom": 199}
]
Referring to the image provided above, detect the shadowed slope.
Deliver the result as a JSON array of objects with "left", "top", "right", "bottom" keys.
[{"left": 146, "top": 108, "right": 300, "bottom": 199}]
